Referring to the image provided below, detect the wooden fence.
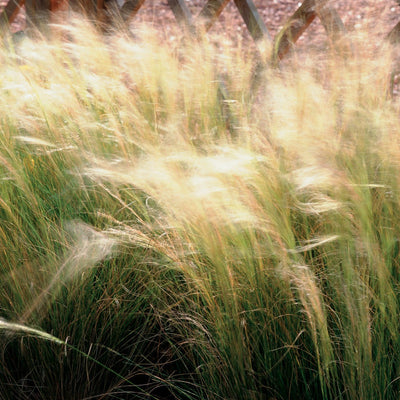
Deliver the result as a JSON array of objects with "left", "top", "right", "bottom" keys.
[
  {"left": 1, "top": 0, "right": 399, "bottom": 129},
  {"left": 0, "top": 0, "right": 399, "bottom": 61}
]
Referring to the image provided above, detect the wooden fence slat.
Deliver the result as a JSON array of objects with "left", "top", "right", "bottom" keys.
[
  {"left": 316, "top": 1, "right": 346, "bottom": 41},
  {"left": 167, "top": 0, "right": 195, "bottom": 33},
  {"left": 273, "top": 0, "right": 320, "bottom": 61},
  {"left": 25, "top": 0, "right": 51, "bottom": 27},
  {"left": 273, "top": 0, "right": 347, "bottom": 61},
  {"left": 119, "top": 0, "right": 145, "bottom": 23},
  {"left": 233, "top": 0, "right": 271, "bottom": 42},
  {"left": 197, "top": 0, "right": 230, "bottom": 32},
  {"left": 387, "top": 20, "right": 400, "bottom": 44},
  {"left": 0, "top": 0, "right": 25, "bottom": 30}
]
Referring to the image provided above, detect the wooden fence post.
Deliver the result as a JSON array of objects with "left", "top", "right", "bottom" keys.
[
  {"left": 197, "top": 0, "right": 230, "bottom": 32},
  {"left": 25, "top": 0, "right": 51, "bottom": 28},
  {"left": 119, "top": 0, "right": 146, "bottom": 23},
  {"left": 0, "top": 0, "right": 25, "bottom": 31},
  {"left": 233, "top": 0, "right": 271, "bottom": 42},
  {"left": 167, "top": 0, "right": 196, "bottom": 33}
]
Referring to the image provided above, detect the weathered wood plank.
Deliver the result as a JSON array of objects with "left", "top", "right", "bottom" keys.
[
  {"left": 233, "top": 0, "right": 271, "bottom": 42},
  {"left": 387, "top": 21, "right": 400, "bottom": 44},
  {"left": 273, "top": 0, "right": 319, "bottom": 61},
  {"left": 0, "top": 0, "right": 25, "bottom": 30},
  {"left": 197, "top": 0, "right": 230, "bottom": 32},
  {"left": 167, "top": 0, "right": 195, "bottom": 33},
  {"left": 316, "top": 1, "right": 345, "bottom": 41},
  {"left": 25, "top": 0, "right": 51, "bottom": 27},
  {"left": 119, "top": 0, "right": 145, "bottom": 23},
  {"left": 273, "top": 0, "right": 347, "bottom": 61}
]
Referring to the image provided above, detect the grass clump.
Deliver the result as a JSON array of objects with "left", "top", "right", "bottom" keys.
[{"left": 0, "top": 17, "right": 400, "bottom": 400}]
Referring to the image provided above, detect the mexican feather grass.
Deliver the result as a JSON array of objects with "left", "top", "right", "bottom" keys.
[{"left": 0, "top": 15, "right": 399, "bottom": 399}]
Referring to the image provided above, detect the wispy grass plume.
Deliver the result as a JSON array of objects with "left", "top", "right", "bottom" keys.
[{"left": 0, "top": 15, "right": 400, "bottom": 400}]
